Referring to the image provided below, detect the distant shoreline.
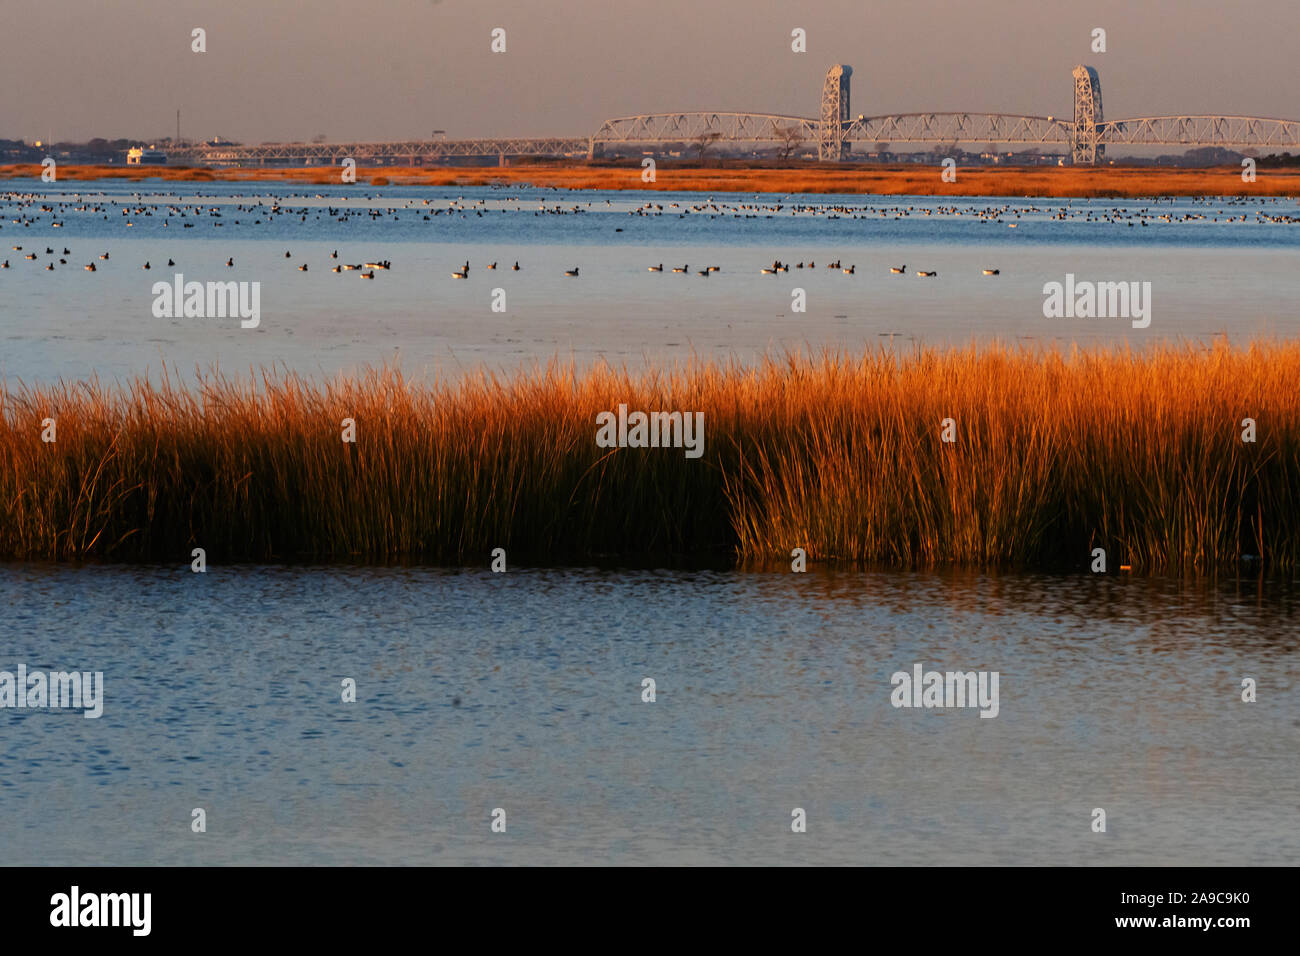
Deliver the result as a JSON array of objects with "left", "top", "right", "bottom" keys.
[{"left": 4, "top": 162, "right": 1300, "bottom": 198}]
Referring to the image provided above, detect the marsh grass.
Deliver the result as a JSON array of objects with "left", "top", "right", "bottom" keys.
[
  {"left": 6, "top": 163, "right": 1300, "bottom": 197},
  {"left": 2, "top": 341, "right": 1297, "bottom": 570}
]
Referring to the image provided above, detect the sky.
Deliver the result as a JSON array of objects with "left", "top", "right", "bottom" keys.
[{"left": 1, "top": 0, "right": 1297, "bottom": 144}]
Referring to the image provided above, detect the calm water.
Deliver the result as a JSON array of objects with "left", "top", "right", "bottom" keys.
[
  {"left": 1, "top": 179, "right": 1297, "bottom": 384},
  {"left": 0, "top": 564, "right": 1296, "bottom": 865}
]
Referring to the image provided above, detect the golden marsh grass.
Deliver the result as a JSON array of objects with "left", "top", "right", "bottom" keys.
[{"left": 2, "top": 341, "right": 1297, "bottom": 570}]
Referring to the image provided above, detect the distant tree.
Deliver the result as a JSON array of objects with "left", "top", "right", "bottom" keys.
[
  {"left": 692, "top": 131, "right": 722, "bottom": 161},
  {"left": 773, "top": 123, "right": 805, "bottom": 161}
]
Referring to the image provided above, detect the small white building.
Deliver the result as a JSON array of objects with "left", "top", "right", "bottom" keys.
[{"left": 126, "top": 146, "right": 168, "bottom": 165}]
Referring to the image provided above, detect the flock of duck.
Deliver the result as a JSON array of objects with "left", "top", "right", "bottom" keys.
[{"left": 0, "top": 187, "right": 1292, "bottom": 280}]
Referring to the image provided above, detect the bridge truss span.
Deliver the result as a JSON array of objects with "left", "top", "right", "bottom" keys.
[
  {"left": 842, "top": 112, "right": 1073, "bottom": 147},
  {"left": 592, "top": 112, "right": 819, "bottom": 146},
  {"left": 1098, "top": 115, "right": 1300, "bottom": 149}
]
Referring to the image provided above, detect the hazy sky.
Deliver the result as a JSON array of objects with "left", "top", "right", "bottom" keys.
[{"left": 2, "top": 0, "right": 1296, "bottom": 144}]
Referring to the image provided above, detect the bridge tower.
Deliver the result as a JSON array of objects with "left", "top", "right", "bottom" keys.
[
  {"left": 1072, "top": 65, "right": 1105, "bottom": 165},
  {"left": 819, "top": 65, "right": 853, "bottom": 161}
]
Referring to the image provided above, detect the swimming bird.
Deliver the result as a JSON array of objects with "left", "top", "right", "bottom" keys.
[
  {"left": 917, "top": 270, "right": 937, "bottom": 277},
  {"left": 167, "top": 258, "right": 175, "bottom": 266},
  {"left": 99, "top": 252, "right": 109, "bottom": 260},
  {"left": 697, "top": 268, "right": 710, "bottom": 276},
  {"left": 982, "top": 268, "right": 1000, "bottom": 275},
  {"left": 143, "top": 261, "right": 151, "bottom": 270},
  {"left": 843, "top": 264, "right": 855, "bottom": 274},
  {"left": 45, "top": 263, "right": 53, "bottom": 271},
  {"left": 284, "top": 251, "right": 291, "bottom": 258},
  {"left": 24, "top": 253, "right": 36, "bottom": 260},
  {"left": 672, "top": 264, "right": 688, "bottom": 273},
  {"left": 62, "top": 248, "right": 70, "bottom": 255},
  {"left": 760, "top": 267, "right": 777, "bottom": 274},
  {"left": 890, "top": 264, "right": 906, "bottom": 274},
  {"left": 226, "top": 258, "right": 234, "bottom": 267},
  {"left": 451, "top": 266, "right": 468, "bottom": 278},
  {"left": 648, "top": 263, "right": 664, "bottom": 272},
  {"left": 332, "top": 265, "right": 342, "bottom": 273},
  {"left": 330, "top": 250, "right": 338, "bottom": 259},
  {"left": 564, "top": 267, "right": 579, "bottom": 277},
  {"left": 512, "top": 261, "right": 520, "bottom": 271},
  {"left": 361, "top": 270, "right": 375, "bottom": 279},
  {"left": 85, "top": 263, "right": 96, "bottom": 271},
  {"left": 1, "top": 261, "right": 7, "bottom": 268},
  {"left": 487, "top": 262, "right": 497, "bottom": 270},
  {"left": 298, "top": 263, "right": 308, "bottom": 271}
]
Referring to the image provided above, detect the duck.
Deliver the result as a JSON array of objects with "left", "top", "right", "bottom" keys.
[
  {"left": 1, "top": 260, "right": 8, "bottom": 268},
  {"left": 284, "top": 251, "right": 292, "bottom": 258},
  {"left": 890, "top": 264, "right": 906, "bottom": 274},
  {"left": 564, "top": 267, "right": 579, "bottom": 277},
  {"left": 487, "top": 262, "right": 497, "bottom": 270},
  {"left": 648, "top": 263, "right": 664, "bottom": 272},
  {"left": 843, "top": 264, "right": 855, "bottom": 274},
  {"left": 916, "top": 270, "right": 937, "bottom": 277},
  {"left": 24, "top": 253, "right": 36, "bottom": 260},
  {"left": 167, "top": 258, "right": 175, "bottom": 266},
  {"left": 142, "top": 261, "right": 151, "bottom": 270},
  {"left": 512, "top": 261, "right": 520, "bottom": 271},
  {"left": 84, "top": 262, "right": 96, "bottom": 271},
  {"left": 45, "top": 263, "right": 54, "bottom": 271},
  {"left": 361, "top": 270, "right": 375, "bottom": 279},
  {"left": 672, "top": 264, "right": 689, "bottom": 273},
  {"left": 696, "top": 268, "right": 710, "bottom": 276},
  {"left": 330, "top": 250, "right": 338, "bottom": 259},
  {"left": 451, "top": 267, "right": 468, "bottom": 278},
  {"left": 332, "top": 265, "right": 342, "bottom": 273},
  {"left": 760, "top": 266, "right": 778, "bottom": 274},
  {"left": 298, "top": 263, "right": 309, "bottom": 271},
  {"left": 982, "top": 269, "right": 1000, "bottom": 275},
  {"left": 226, "top": 257, "right": 234, "bottom": 267},
  {"left": 99, "top": 252, "right": 110, "bottom": 260}
]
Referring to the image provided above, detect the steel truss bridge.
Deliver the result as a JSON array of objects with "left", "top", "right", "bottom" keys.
[{"left": 166, "top": 65, "right": 1300, "bottom": 167}]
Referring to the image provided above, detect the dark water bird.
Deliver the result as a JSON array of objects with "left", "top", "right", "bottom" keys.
[
  {"left": 226, "top": 257, "right": 234, "bottom": 267},
  {"left": 917, "top": 270, "right": 937, "bottom": 277},
  {"left": 1, "top": 261, "right": 8, "bottom": 268},
  {"left": 143, "top": 261, "right": 151, "bottom": 270},
  {"left": 285, "top": 250, "right": 291, "bottom": 258},
  {"left": 843, "top": 264, "right": 855, "bottom": 274},
  {"left": 84, "top": 263, "right": 96, "bottom": 271},
  {"left": 672, "top": 264, "right": 688, "bottom": 273},
  {"left": 167, "top": 258, "right": 175, "bottom": 266},
  {"left": 45, "top": 263, "right": 53, "bottom": 271},
  {"left": 451, "top": 266, "right": 468, "bottom": 278},
  {"left": 330, "top": 250, "right": 338, "bottom": 259},
  {"left": 564, "top": 267, "right": 579, "bottom": 277},
  {"left": 24, "top": 253, "right": 35, "bottom": 260},
  {"left": 99, "top": 252, "right": 109, "bottom": 260},
  {"left": 298, "top": 263, "right": 308, "bottom": 271},
  {"left": 361, "top": 270, "right": 375, "bottom": 279},
  {"left": 487, "top": 261, "right": 497, "bottom": 269},
  {"left": 648, "top": 263, "right": 663, "bottom": 272},
  {"left": 332, "top": 264, "right": 342, "bottom": 273},
  {"left": 982, "top": 268, "right": 1000, "bottom": 275},
  {"left": 512, "top": 261, "right": 520, "bottom": 271},
  {"left": 890, "top": 264, "right": 906, "bottom": 274}
]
